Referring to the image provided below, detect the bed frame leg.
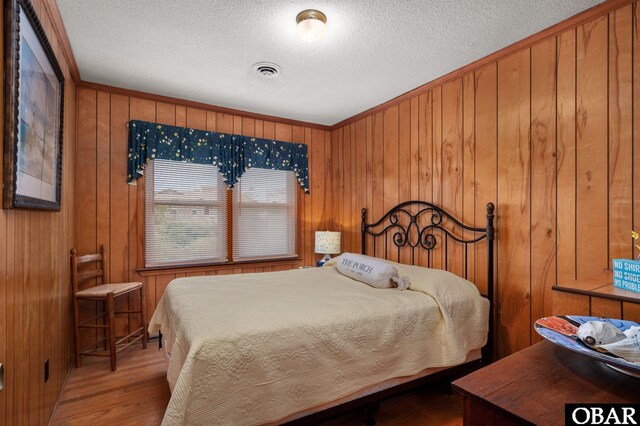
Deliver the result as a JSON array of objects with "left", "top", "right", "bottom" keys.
[{"left": 363, "top": 402, "right": 379, "bottom": 426}]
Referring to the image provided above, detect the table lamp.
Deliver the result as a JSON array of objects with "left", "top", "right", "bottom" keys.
[{"left": 315, "top": 231, "right": 341, "bottom": 267}]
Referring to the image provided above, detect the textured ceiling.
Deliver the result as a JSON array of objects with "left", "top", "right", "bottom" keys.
[{"left": 56, "top": 0, "right": 602, "bottom": 126}]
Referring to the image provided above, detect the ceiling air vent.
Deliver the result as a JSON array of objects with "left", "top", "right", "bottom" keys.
[{"left": 252, "top": 62, "right": 282, "bottom": 79}]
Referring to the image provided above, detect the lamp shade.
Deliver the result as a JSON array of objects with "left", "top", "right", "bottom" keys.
[{"left": 315, "top": 231, "right": 341, "bottom": 254}]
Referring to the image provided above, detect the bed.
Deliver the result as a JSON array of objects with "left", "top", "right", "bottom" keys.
[{"left": 149, "top": 201, "right": 496, "bottom": 426}]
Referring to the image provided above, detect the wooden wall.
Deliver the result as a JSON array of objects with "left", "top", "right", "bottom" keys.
[
  {"left": 2, "top": 2, "right": 636, "bottom": 424},
  {"left": 0, "top": 1, "right": 77, "bottom": 425},
  {"left": 331, "top": 2, "right": 640, "bottom": 358},
  {"left": 75, "top": 86, "right": 331, "bottom": 327}
]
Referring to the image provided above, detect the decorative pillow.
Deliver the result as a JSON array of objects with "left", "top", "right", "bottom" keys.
[{"left": 332, "top": 253, "right": 409, "bottom": 290}]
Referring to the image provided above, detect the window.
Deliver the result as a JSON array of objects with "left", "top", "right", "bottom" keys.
[
  {"left": 144, "top": 161, "right": 297, "bottom": 267},
  {"left": 145, "top": 160, "right": 227, "bottom": 267},
  {"left": 232, "top": 168, "right": 298, "bottom": 261}
]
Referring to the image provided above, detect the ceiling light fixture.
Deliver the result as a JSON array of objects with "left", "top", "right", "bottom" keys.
[{"left": 296, "top": 9, "right": 327, "bottom": 42}]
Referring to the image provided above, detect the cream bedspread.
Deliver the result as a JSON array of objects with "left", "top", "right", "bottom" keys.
[{"left": 149, "top": 263, "right": 489, "bottom": 426}]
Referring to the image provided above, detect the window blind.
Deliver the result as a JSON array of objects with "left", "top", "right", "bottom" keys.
[
  {"left": 145, "top": 159, "right": 227, "bottom": 267},
  {"left": 232, "top": 169, "right": 298, "bottom": 261}
]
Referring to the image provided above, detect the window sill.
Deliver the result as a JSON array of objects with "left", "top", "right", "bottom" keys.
[{"left": 137, "top": 256, "right": 303, "bottom": 276}]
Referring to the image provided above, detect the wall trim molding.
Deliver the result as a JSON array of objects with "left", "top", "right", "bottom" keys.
[
  {"left": 76, "top": 80, "right": 333, "bottom": 131},
  {"left": 43, "top": 0, "right": 80, "bottom": 83},
  {"left": 330, "top": 0, "right": 632, "bottom": 129},
  {"left": 62, "top": 0, "right": 630, "bottom": 131}
]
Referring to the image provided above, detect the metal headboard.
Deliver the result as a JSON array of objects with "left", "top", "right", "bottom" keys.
[{"left": 361, "top": 200, "right": 495, "bottom": 363}]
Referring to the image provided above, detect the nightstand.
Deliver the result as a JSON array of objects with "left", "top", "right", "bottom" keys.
[{"left": 452, "top": 341, "right": 640, "bottom": 425}]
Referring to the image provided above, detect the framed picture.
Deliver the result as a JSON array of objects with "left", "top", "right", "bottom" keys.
[{"left": 3, "top": 0, "right": 64, "bottom": 210}]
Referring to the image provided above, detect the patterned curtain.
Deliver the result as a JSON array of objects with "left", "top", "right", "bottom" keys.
[{"left": 127, "top": 120, "right": 310, "bottom": 192}]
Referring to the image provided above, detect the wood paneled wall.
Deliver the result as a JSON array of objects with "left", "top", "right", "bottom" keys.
[
  {"left": 331, "top": 2, "right": 640, "bottom": 358},
  {"left": 75, "top": 86, "right": 331, "bottom": 326},
  {"left": 0, "top": 1, "right": 77, "bottom": 425}
]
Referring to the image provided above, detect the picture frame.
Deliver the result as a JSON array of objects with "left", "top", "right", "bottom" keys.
[{"left": 3, "top": 0, "right": 64, "bottom": 210}]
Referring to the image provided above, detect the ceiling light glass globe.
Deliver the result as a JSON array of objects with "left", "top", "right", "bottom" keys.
[{"left": 297, "top": 18, "right": 326, "bottom": 42}]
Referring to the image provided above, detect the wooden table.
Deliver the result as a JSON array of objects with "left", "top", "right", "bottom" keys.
[{"left": 452, "top": 341, "right": 640, "bottom": 426}]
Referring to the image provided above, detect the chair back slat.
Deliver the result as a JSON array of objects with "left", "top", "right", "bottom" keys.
[
  {"left": 77, "top": 269, "right": 104, "bottom": 282},
  {"left": 76, "top": 253, "right": 102, "bottom": 264}
]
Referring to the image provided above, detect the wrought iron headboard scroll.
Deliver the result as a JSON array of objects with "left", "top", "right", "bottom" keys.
[
  {"left": 361, "top": 200, "right": 496, "bottom": 362},
  {"left": 361, "top": 201, "right": 494, "bottom": 278}
]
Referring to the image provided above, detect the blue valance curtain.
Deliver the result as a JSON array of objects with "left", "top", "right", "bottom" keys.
[{"left": 127, "top": 120, "right": 310, "bottom": 192}]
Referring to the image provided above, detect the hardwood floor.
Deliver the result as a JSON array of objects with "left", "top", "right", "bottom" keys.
[
  {"left": 50, "top": 343, "right": 463, "bottom": 425},
  {"left": 51, "top": 344, "right": 170, "bottom": 426}
]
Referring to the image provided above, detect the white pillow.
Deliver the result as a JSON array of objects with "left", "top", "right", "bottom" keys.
[{"left": 332, "top": 253, "right": 409, "bottom": 290}]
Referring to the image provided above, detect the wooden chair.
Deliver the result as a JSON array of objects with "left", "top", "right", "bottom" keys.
[{"left": 70, "top": 245, "right": 148, "bottom": 371}]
